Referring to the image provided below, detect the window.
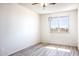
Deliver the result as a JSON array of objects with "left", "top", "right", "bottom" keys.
[{"left": 48, "top": 16, "right": 69, "bottom": 33}]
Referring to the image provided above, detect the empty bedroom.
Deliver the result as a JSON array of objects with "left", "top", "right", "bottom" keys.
[{"left": 0, "top": 3, "right": 79, "bottom": 56}]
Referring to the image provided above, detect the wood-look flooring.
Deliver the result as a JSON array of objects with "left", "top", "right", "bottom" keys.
[{"left": 10, "top": 43, "right": 79, "bottom": 56}]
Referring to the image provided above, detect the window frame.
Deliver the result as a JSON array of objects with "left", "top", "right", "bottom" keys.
[{"left": 48, "top": 16, "right": 69, "bottom": 33}]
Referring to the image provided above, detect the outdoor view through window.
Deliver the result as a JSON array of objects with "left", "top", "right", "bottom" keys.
[{"left": 48, "top": 16, "right": 69, "bottom": 33}]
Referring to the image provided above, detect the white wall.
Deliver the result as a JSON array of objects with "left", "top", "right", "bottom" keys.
[
  {"left": 78, "top": 8, "right": 79, "bottom": 50},
  {"left": 40, "top": 10, "right": 78, "bottom": 47},
  {"left": 0, "top": 4, "right": 40, "bottom": 56}
]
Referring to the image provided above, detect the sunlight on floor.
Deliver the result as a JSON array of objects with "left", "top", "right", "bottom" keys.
[
  {"left": 45, "top": 46, "right": 57, "bottom": 49},
  {"left": 45, "top": 46, "right": 71, "bottom": 52},
  {"left": 57, "top": 48, "right": 70, "bottom": 52}
]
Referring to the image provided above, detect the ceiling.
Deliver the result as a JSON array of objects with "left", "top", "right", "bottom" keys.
[{"left": 19, "top": 3, "right": 79, "bottom": 14}]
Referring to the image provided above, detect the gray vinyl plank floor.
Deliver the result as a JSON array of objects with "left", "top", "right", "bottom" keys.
[{"left": 10, "top": 43, "right": 79, "bottom": 56}]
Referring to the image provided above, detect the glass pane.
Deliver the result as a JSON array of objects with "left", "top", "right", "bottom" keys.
[
  {"left": 50, "top": 18, "right": 59, "bottom": 29},
  {"left": 49, "top": 16, "right": 69, "bottom": 32},
  {"left": 59, "top": 16, "right": 69, "bottom": 29}
]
